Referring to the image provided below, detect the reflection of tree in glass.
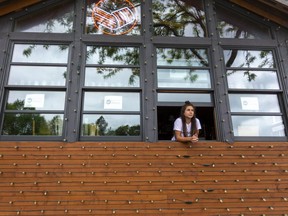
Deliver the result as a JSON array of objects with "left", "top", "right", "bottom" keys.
[
  {"left": 153, "top": 0, "right": 207, "bottom": 37},
  {"left": 87, "top": 46, "right": 140, "bottom": 85},
  {"left": 158, "top": 48, "right": 208, "bottom": 83},
  {"left": 96, "top": 116, "right": 108, "bottom": 135},
  {"left": 226, "top": 50, "right": 274, "bottom": 82},
  {"left": 43, "top": 11, "right": 74, "bottom": 33},
  {"left": 158, "top": 48, "right": 208, "bottom": 67},
  {"left": 22, "top": 44, "right": 68, "bottom": 80},
  {"left": 114, "top": 124, "right": 140, "bottom": 135},
  {"left": 49, "top": 115, "right": 62, "bottom": 135},
  {"left": 184, "top": 69, "right": 198, "bottom": 82},
  {"left": 3, "top": 100, "right": 58, "bottom": 135},
  {"left": 217, "top": 21, "right": 253, "bottom": 39},
  {"left": 94, "top": 116, "right": 140, "bottom": 136}
]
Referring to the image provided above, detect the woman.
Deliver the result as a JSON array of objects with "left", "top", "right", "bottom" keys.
[{"left": 172, "top": 101, "right": 201, "bottom": 143}]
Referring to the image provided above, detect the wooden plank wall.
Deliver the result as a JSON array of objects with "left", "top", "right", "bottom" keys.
[{"left": 0, "top": 141, "right": 288, "bottom": 215}]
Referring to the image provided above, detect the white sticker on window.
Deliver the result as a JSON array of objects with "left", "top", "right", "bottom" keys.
[
  {"left": 104, "top": 96, "right": 122, "bottom": 109},
  {"left": 24, "top": 94, "right": 45, "bottom": 108}
]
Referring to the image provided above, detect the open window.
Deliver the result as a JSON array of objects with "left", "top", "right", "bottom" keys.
[{"left": 157, "top": 106, "right": 216, "bottom": 141}]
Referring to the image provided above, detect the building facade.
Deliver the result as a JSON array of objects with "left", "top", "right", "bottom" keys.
[{"left": 0, "top": 0, "right": 288, "bottom": 143}]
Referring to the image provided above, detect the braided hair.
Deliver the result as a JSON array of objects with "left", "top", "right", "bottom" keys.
[{"left": 180, "top": 101, "right": 197, "bottom": 137}]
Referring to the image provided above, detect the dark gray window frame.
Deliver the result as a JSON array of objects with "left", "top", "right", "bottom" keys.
[{"left": 0, "top": 0, "right": 286, "bottom": 142}]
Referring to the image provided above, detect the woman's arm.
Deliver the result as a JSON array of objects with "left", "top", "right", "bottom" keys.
[{"left": 174, "top": 130, "right": 199, "bottom": 143}]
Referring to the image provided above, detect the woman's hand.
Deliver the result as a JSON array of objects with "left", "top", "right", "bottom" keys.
[{"left": 190, "top": 135, "right": 199, "bottom": 143}]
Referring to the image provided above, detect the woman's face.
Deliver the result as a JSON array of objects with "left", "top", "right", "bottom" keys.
[{"left": 184, "top": 105, "right": 195, "bottom": 120}]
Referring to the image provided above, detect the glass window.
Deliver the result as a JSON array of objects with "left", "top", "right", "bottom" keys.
[
  {"left": 85, "top": 46, "right": 140, "bottom": 88},
  {"left": 12, "top": 44, "right": 69, "bottom": 63},
  {"left": 157, "top": 48, "right": 209, "bottom": 67},
  {"left": 152, "top": 0, "right": 207, "bottom": 37},
  {"left": 156, "top": 48, "right": 210, "bottom": 89},
  {"left": 85, "top": 67, "right": 139, "bottom": 87},
  {"left": 8, "top": 66, "right": 67, "bottom": 86},
  {"left": 6, "top": 91, "right": 65, "bottom": 111},
  {"left": 2, "top": 114, "right": 64, "bottom": 136},
  {"left": 85, "top": 0, "right": 141, "bottom": 35},
  {"left": 1, "top": 43, "right": 69, "bottom": 139},
  {"left": 216, "top": 5, "right": 271, "bottom": 39},
  {"left": 83, "top": 92, "right": 140, "bottom": 111},
  {"left": 226, "top": 70, "right": 279, "bottom": 90},
  {"left": 224, "top": 49, "right": 285, "bottom": 138},
  {"left": 86, "top": 46, "right": 139, "bottom": 65},
  {"left": 83, "top": 45, "right": 141, "bottom": 139},
  {"left": 158, "top": 69, "right": 211, "bottom": 88},
  {"left": 231, "top": 116, "right": 285, "bottom": 137},
  {"left": 14, "top": 1, "right": 74, "bottom": 33},
  {"left": 224, "top": 50, "right": 275, "bottom": 68},
  {"left": 82, "top": 114, "right": 140, "bottom": 136},
  {"left": 158, "top": 93, "right": 211, "bottom": 103},
  {"left": 82, "top": 91, "right": 141, "bottom": 137},
  {"left": 229, "top": 94, "right": 280, "bottom": 113}
]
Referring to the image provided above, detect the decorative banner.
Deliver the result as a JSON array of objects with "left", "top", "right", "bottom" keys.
[
  {"left": 92, "top": 0, "right": 137, "bottom": 35},
  {"left": 24, "top": 94, "right": 45, "bottom": 108},
  {"left": 104, "top": 96, "right": 123, "bottom": 109}
]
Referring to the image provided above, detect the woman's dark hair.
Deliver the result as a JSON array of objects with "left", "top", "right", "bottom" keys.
[{"left": 180, "top": 101, "right": 197, "bottom": 137}]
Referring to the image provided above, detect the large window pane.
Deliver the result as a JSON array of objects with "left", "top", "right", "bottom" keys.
[
  {"left": 2, "top": 114, "right": 63, "bottom": 136},
  {"left": 229, "top": 94, "right": 280, "bottom": 113},
  {"left": 216, "top": 5, "right": 271, "bottom": 39},
  {"left": 82, "top": 114, "right": 140, "bottom": 136},
  {"left": 85, "top": 67, "right": 140, "bottom": 87},
  {"left": 232, "top": 116, "right": 285, "bottom": 137},
  {"left": 14, "top": 1, "right": 74, "bottom": 33},
  {"left": 224, "top": 50, "right": 275, "bottom": 68},
  {"left": 157, "top": 48, "right": 208, "bottom": 67},
  {"left": 226, "top": 70, "right": 279, "bottom": 90},
  {"left": 12, "top": 44, "right": 69, "bottom": 63},
  {"left": 158, "top": 69, "right": 210, "bottom": 88},
  {"left": 83, "top": 92, "right": 140, "bottom": 111},
  {"left": 6, "top": 91, "right": 65, "bottom": 111},
  {"left": 153, "top": 0, "right": 207, "bottom": 37},
  {"left": 158, "top": 93, "right": 211, "bottom": 103},
  {"left": 86, "top": 46, "right": 139, "bottom": 65},
  {"left": 8, "top": 66, "right": 67, "bottom": 86},
  {"left": 85, "top": 0, "right": 141, "bottom": 35}
]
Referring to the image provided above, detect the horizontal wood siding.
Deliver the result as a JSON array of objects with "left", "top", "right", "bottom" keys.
[{"left": 0, "top": 141, "right": 288, "bottom": 215}]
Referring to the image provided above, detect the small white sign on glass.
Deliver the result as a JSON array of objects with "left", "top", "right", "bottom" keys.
[
  {"left": 240, "top": 97, "right": 259, "bottom": 111},
  {"left": 104, "top": 96, "right": 123, "bottom": 109},
  {"left": 24, "top": 94, "right": 45, "bottom": 108}
]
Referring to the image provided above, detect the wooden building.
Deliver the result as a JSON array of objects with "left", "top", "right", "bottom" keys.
[{"left": 0, "top": 0, "right": 288, "bottom": 215}]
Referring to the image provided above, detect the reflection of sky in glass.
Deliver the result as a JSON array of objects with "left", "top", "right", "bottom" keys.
[
  {"left": 226, "top": 70, "right": 279, "bottom": 90},
  {"left": 85, "top": 67, "right": 139, "bottom": 87},
  {"left": 224, "top": 50, "right": 274, "bottom": 68},
  {"left": 229, "top": 94, "right": 280, "bottom": 112},
  {"left": 84, "top": 92, "right": 140, "bottom": 111},
  {"left": 83, "top": 114, "right": 140, "bottom": 131},
  {"left": 216, "top": 5, "right": 271, "bottom": 39},
  {"left": 86, "top": 46, "right": 139, "bottom": 65},
  {"left": 8, "top": 66, "right": 67, "bottom": 86},
  {"left": 12, "top": 44, "right": 69, "bottom": 63},
  {"left": 157, "top": 69, "right": 211, "bottom": 88},
  {"left": 14, "top": 1, "right": 74, "bottom": 33},
  {"left": 232, "top": 116, "right": 285, "bottom": 136},
  {"left": 158, "top": 93, "right": 211, "bottom": 103},
  {"left": 157, "top": 48, "right": 208, "bottom": 67},
  {"left": 7, "top": 91, "right": 65, "bottom": 110}
]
